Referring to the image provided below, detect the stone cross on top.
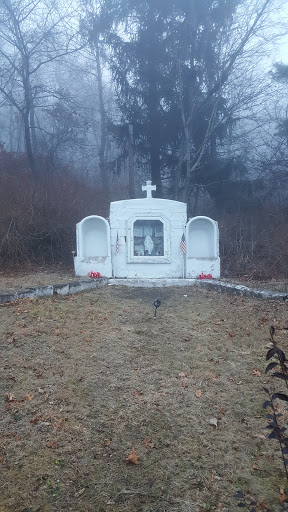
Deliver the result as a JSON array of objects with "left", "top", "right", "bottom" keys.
[{"left": 142, "top": 180, "right": 156, "bottom": 198}]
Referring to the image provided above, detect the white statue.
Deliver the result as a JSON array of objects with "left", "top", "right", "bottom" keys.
[{"left": 144, "top": 235, "right": 154, "bottom": 255}]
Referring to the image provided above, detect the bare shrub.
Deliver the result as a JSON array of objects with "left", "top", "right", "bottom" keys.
[
  {"left": 218, "top": 207, "right": 288, "bottom": 279},
  {"left": 0, "top": 149, "right": 109, "bottom": 267}
]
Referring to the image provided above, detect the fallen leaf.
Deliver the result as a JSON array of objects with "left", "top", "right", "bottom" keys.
[
  {"left": 46, "top": 441, "right": 58, "bottom": 449},
  {"left": 279, "top": 486, "right": 288, "bottom": 503},
  {"left": 133, "top": 389, "right": 143, "bottom": 396},
  {"left": 127, "top": 447, "right": 139, "bottom": 464},
  {"left": 53, "top": 418, "right": 68, "bottom": 429},
  {"left": 5, "top": 393, "right": 16, "bottom": 402},
  {"left": 104, "top": 439, "right": 111, "bottom": 447},
  {"left": 26, "top": 393, "right": 34, "bottom": 400},
  {"left": 195, "top": 389, "right": 202, "bottom": 398},
  {"left": 209, "top": 418, "right": 218, "bottom": 427},
  {"left": 252, "top": 369, "right": 261, "bottom": 377},
  {"left": 75, "top": 488, "right": 85, "bottom": 498},
  {"left": 252, "top": 464, "right": 259, "bottom": 470},
  {"left": 252, "top": 434, "right": 266, "bottom": 440},
  {"left": 30, "top": 416, "right": 41, "bottom": 425},
  {"left": 256, "top": 499, "right": 268, "bottom": 510},
  {"left": 33, "top": 369, "right": 43, "bottom": 378},
  {"left": 142, "top": 439, "right": 156, "bottom": 449},
  {"left": 7, "top": 337, "right": 17, "bottom": 344}
]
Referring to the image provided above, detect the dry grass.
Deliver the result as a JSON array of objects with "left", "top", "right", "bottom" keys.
[
  {"left": 1, "top": 285, "right": 288, "bottom": 512},
  {"left": 0, "top": 267, "right": 75, "bottom": 293}
]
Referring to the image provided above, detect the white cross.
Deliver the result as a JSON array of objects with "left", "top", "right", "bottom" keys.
[{"left": 142, "top": 180, "right": 156, "bottom": 198}]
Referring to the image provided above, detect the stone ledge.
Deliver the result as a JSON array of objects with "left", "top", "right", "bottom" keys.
[
  {"left": 0, "top": 278, "right": 108, "bottom": 304},
  {"left": 0, "top": 277, "right": 286, "bottom": 304},
  {"left": 194, "top": 279, "right": 285, "bottom": 300},
  {"left": 108, "top": 278, "right": 197, "bottom": 288},
  {"left": 109, "top": 278, "right": 286, "bottom": 300}
]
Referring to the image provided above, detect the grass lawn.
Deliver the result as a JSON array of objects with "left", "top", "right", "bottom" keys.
[{"left": 1, "top": 284, "right": 288, "bottom": 512}]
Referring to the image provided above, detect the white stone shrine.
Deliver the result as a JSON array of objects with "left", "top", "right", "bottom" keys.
[{"left": 73, "top": 181, "right": 220, "bottom": 279}]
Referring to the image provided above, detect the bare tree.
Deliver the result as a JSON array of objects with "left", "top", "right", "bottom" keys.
[
  {"left": 172, "top": 0, "right": 287, "bottom": 206},
  {"left": 0, "top": 0, "right": 84, "bottom": 178}
]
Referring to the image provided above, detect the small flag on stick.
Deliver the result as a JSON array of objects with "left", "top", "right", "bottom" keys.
[
  {"left": 180, "top": 232, "right": 186, "bottom": 253},
  {"left": 116, "top": 231, "right": 119, "bottom": 254}
]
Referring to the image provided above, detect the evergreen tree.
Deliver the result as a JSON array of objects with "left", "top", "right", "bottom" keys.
[{"left": 82, "top": 0, "right": 281, "bottom": 208}]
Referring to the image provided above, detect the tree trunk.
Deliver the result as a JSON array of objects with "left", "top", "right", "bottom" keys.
[
  {"left": 148, "top": 78, "right": 162, "bottom": 197},
  {"left": 173, "top": 145, "right": 185, "bottom": 200},
  {"left": 22, "top": 53, "right": 39, "bottom": 179},
  {"left": 30, "top": 103, "right": 38, "bottom": 160},
  {"left": 23, "top": 109, "right": 37, "bottom": 178},
  {"left": 128, "top": 124, "right": 135, "bottom": 198},
  {"left": 95, "top": 39, "right": 109, "bottom": 196}
]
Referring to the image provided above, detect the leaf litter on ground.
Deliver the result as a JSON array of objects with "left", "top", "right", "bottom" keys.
[{"left": 2, "top": 283, "right": 288, "bottom": 511}]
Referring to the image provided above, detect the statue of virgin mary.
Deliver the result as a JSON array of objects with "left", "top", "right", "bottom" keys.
[{"left": 144, "top": 235, "right": 154, "bottom": 255}]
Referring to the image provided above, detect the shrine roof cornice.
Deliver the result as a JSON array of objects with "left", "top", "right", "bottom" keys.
[{"left": 110, "top": 198, "right": 187, "bottom": 207}]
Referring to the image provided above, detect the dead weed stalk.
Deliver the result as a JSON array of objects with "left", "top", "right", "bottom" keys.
[{"left": 263, "top": 326, "right": 288, "bottom": 482}]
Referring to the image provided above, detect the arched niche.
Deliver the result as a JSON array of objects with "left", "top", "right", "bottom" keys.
[
  {"left": 186, "top": 216, "right": 217, "bottom": 258},
  {"left": 77, "top": 216, "right": 109, "bottom": 257}
]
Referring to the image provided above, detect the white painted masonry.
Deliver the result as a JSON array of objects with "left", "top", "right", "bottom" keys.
[
  {"left": 110, "top": 197, "right": 187, "bottom": 278},
  {"left": 186, "top": 216, "right": 220, "bottom": 278},
  {"left": 74, "top": 215, "right": 112, "bottom": 277},
  {"left": 73, "top": 182, "right": 220, "bottom": 279}
]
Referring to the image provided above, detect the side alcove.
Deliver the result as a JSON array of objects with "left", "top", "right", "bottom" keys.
[
  {"left": 77, "top": 216, "right": 109, "bottom": 257},
  {"left": 186, "top": 216, "right": 220, "bottom": 278},
  {"left": 74, "top": 215, "right": 112, "bottom": 277}
]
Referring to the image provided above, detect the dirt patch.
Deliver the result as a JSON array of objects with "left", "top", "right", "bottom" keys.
[{"left": 1, "top": 284, "right": 288, "bottom": 511}]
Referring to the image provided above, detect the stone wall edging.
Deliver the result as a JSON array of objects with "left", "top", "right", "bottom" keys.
[
  {"left": 194, "top": 279, "right": 285, "bottom": 301},
  {"left": 0, "top": 277, "right": 286, "bottom": 304},
  {"left": 0, "top": 278, "right": 108, "bottom": 304}
]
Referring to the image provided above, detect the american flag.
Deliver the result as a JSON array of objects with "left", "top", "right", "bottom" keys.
[
  {"left": 180, "top": 232, "right": 186, "bottom": 253},
  {"left": 116, "top": 231, "right": 119, "bottom": 254}
]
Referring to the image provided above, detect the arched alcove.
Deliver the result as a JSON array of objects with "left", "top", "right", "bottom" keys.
[
  {"left": 187, "top": 217, "right": 216, "bottom": 258},
  {"left": 78, "top": 216, "right": 109, "bottom": 257}
]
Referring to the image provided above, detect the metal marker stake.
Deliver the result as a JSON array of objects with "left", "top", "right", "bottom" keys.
[{"left": 153, "top": 299, "right": 161, "bottom": 320}]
